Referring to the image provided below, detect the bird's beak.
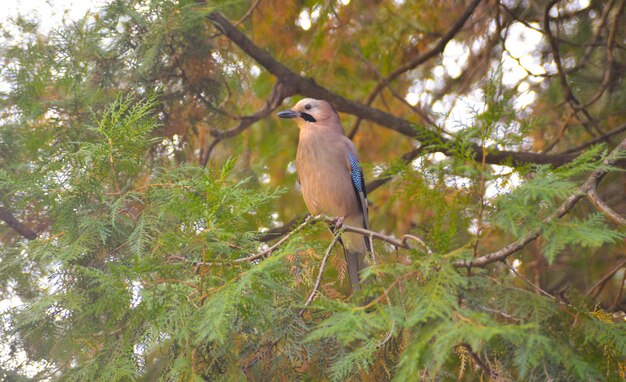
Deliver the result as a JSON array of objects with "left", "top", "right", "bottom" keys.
[{"left": 277, "top": 110, "right": 300, "bottom": 119}]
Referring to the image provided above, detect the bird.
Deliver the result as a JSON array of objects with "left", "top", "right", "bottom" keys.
[{"left": 277, "top": 98, "right": 370, "bottom": 293}]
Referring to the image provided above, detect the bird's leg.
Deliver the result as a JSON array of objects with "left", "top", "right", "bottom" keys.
[
  {"left": 332, "top": 216, "right": 345, "bottom": 232},
  {"left": 327, "top": 216, "right": 345, "bottom": 235},
  {"left": 334, "top": 216, "right": 345, "bottom": 228}
]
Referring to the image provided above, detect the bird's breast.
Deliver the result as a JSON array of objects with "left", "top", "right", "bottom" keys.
[{"left": 296, "top": 137, "right": 359, "bottom": 219}]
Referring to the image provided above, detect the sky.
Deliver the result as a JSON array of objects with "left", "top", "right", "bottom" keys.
[{"left": 2, "top": 0, "right": 107, "bottom": 32}]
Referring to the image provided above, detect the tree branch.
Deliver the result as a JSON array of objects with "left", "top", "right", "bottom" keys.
[
  {"left": 201, "top": 81, "right": 294, "bottom": 166},
  {"left": 563, "top": 121, "right": 626, "bottom": 154},
  {"left": 299, "top": 232, "right": 341, "bottom": 316},
  {"left": 585, "top": 257, "right": 626, "bottom": 298},
  {"left": 206, "top": 11, "right": 580, "bottom": 167},
  {"left": 587, "top": 188, "right": 626, "bottom": 226},
  {"left": 352, "top": 0, "right": 483, "bottom": 135},
  {"left": 543, "top": 0, "right": 604, "bottom": 139},
  {"left": 453, "top": 138, "right": 626, "bottom": 268},
  {"left": 372, "top": 0, "right": 483, "bottom": 99},
  {"left": 0, "top": 206, "right": 37, "bottom": 240}
]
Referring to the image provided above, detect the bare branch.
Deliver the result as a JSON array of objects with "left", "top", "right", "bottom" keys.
[
  {"left": 259, "top": 215, "right": 306, "bottom": 242},
  {"left": 543, "top": 0, "right": 604, "bottom": 139},
  {"left": 587, "top": 188, "right": 626, "bottom": 226},
  {"left": 182, "top": 214, "right": 432, "bottom": 269},
  {"left": 454, "top": 138, "right": 626, "bottom": 269},
  {"left": 365, "top": 0, "right": 483, "bottom": 104},
  {"left": 585, "top": 258, "right": 626, "bottom": 298},
  {"left": 233, "top": 0, "right": 261, "bottom": 27},
  {"left": 202, "top": 81, "right": 293, "bottom": 166},
  {"left": 206, "top": 11, "right": 580, "bottom": 168},
  {"left": 349, "top": 0, "right": 483, "bottom": 137},
  {"left": 504, "top": 261, "right": 556, "bottom": 300},
  {"left": 0, "top": 206, "right": 37, "bottom": 240},
  {"left": 170, "top": 215, "right": 323, "bottom": 267},
  {"left": 299, "top": 232, "right": 341, "bottom": 316},
  {"left": 563, "top": 121, "right": 626, "bottom": 154},
  {"left": 578, "top": 0, "right": 625, "bottom": 109},
  {"left": 321, "top": 216, "right": 433, "bottom": 255}
]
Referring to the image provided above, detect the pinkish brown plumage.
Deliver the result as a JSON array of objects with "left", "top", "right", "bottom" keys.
[{"left": 278, "top": 98, "right": 369, "bottom": 292}]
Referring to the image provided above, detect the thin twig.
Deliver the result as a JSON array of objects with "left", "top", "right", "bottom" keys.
[
  {"left": 363, "top": 0, "right": 483, "bottom": 107},
  {"left": 233, "top": 0, "right": 261, "bottom": 27},
  {"left": 234, "top": 215, "right": 321, "bottom": 263},
  {"left": 201, "top": 81, "right": 293, "bottom": 166},
  {"left": 172, "top": 215, "right": 323, "bottom": 268},
  {"left": 585, "top": 257, "right": 626, "bottom": 298},
  {"left": 578, "top": 0, "right": 625, "bottom": 109},
  {"left": 454, "top": 138, "right": 626, "bottom": 269},
  {"left": 610, "top": 268, "right": 626, "bottom": 311},
  {"left": 543, "top": 0, "right": 604, "bottom": 138},
  {"left": 299, "top": 232, "right": 342, "bottom": 316},
  {"left": 504, "top": 260, "right": 555, "bottom": 299},
  {"left": 320, "top": 216, "right": 433, "bottom": 255},
  {"left": 563, "top": 121, "right": 626, "bottom": 154}
]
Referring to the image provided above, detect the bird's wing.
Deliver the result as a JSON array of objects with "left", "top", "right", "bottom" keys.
[{"left": 347, "top": 150, "right": 369, "bottom": 231}]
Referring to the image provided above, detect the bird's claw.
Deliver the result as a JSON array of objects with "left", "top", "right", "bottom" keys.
[{"left": 334, "top": 216, "right": 345, "bottom": 228}]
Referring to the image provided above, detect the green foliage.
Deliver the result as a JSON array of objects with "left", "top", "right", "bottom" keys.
[{"left": 1, "top": 1, "right": 625, "bottom": 381}]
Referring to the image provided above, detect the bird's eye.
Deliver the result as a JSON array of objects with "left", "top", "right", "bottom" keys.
[{"left": 304, "top": 104, "right": 312, "bottom": 111}]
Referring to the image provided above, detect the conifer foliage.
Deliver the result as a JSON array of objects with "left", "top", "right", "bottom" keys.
[{"left": 1, "top": 1, "right": 625, "bottom": 380}]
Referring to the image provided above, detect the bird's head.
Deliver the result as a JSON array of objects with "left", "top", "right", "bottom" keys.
[{"left": 277, "top": 98, "right": 341, "bottom": 131}]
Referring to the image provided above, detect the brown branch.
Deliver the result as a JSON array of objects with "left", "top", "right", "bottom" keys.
[
  {"left": 299, "top": 232, "right": 341, "bottom": 316},
  {"left": 454, "top": 138, "right": 626, "bottom": 269},
  {"left": 233, "top": 0, "right": 261, "bottom": 27},
  {"left": 0, "top": 206, "right": 37, "bottom": 240},
  {"left": 319, "top": 216, "right": 433, "bottom": 255},
  {"left": 543, "top": 0, "right": 603, "bottom": 139},
  {"left": 587, "top": 188, "right": 626, "bottom": 226},
  {"left": 349, "top": 0, "right": 482, "bottom": 137},
  {"left": 585, "top": 257, "right": 626, "bottom": 298},
  {"left": 258, "top": 215, "right": 304, "bottom": 242},
  {"left": 201, "top": 81, "right": 294, "bottom": 166},
  {"left": 179, "top": 215, "right": 432, "bottom": 269},
  {"left": 365, "top": 0, "right": 483, "bottom": 105},
  {"left": 206, "top": 11, "right": 580, "bottom": 168},
  {"left": 504, "top": 260, "right": 555, "bottom": 300},
  {"left": 578, "top": 0, "right": 625, "bottom": 109},
  {"left": 231, "top": 215, "right": 321, "bottom": 264},
  {"left": 563, "top": 121, "right": 626, "bottom": 154}
]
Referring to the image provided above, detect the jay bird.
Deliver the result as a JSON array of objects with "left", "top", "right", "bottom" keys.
[{"left": 278, "top": 98, "right": 370, "bottom": 292}]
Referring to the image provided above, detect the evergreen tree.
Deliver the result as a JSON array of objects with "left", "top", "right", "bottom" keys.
[{"left": 0, "top": 0, "right": 624, "bottom": 380}]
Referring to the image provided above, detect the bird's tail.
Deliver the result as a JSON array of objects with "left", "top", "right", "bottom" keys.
[{"left": 342, "top": 230, "right": 369, "bottom": 293}]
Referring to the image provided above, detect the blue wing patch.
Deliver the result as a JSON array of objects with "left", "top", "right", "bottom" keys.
[
  {"left": 348, "top": 152, "right": 363, "bottom": 193},
  {"left": 348, "top": 151, "right": 370, "bottom": 249}
]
